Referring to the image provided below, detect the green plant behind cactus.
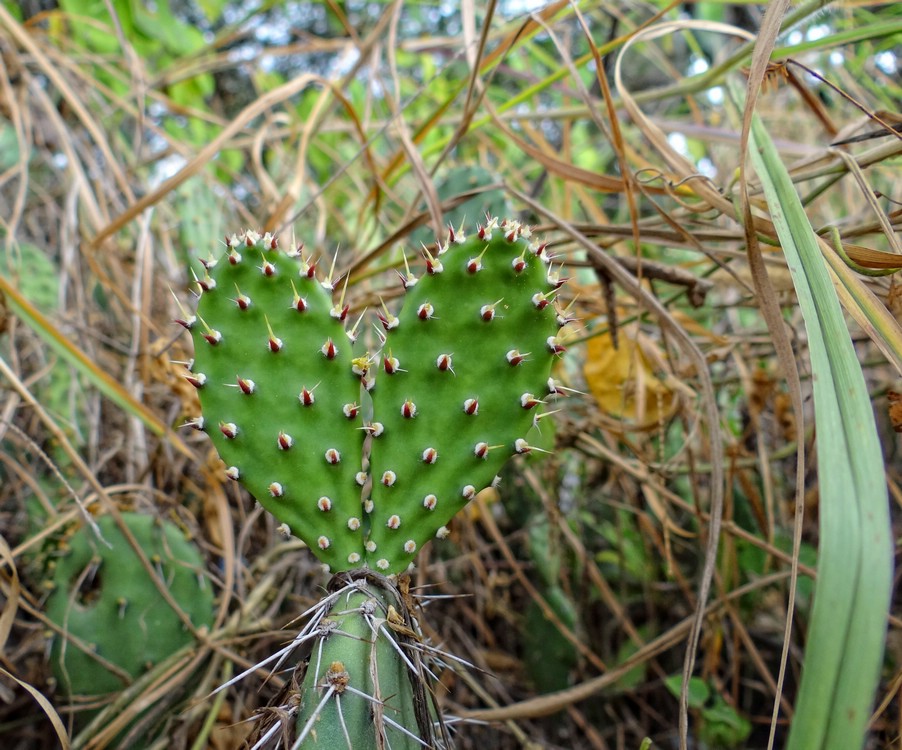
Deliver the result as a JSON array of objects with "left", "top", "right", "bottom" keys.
[{"left": 46, "top": 513, "right": 214, "bottom": 697}]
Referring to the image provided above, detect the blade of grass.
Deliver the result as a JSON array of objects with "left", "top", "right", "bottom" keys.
[{"left": 748, "top": 103, "right": 892, "bottom": 750}]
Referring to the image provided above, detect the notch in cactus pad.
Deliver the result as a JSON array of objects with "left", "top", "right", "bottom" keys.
[{"left": 187, "top": 220, "right": 565, "bottom": 573}]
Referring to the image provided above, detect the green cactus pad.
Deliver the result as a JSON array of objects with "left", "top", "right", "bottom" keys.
[
  {"left": 46, "top": 513, "right": 214, "bottom": 696},
  {"left": 187, "top": 231, "right": 366, "bottom": 570},
  {"left": 188, "top": 220, "right": 564, "bottom": 573},
  {"left": 365, "top": 219, "right": 563, "bottom": 569}
]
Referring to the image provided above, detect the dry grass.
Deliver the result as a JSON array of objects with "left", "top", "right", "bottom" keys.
[{"left": 1, "top": 2, "right": 900, "bottom": 749}]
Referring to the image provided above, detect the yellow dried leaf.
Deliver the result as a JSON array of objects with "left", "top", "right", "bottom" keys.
[{"left": 584, "top": 330, "right": 675, "bottom": 430}]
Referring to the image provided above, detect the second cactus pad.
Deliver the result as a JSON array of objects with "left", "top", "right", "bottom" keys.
[{"left": 189, "top": 219, "right": 563, "bottom": 573}]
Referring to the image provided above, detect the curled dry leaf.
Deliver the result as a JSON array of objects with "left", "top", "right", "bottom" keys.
[{"left": 584, "top": 330, "right": 676, "bottom": 430}]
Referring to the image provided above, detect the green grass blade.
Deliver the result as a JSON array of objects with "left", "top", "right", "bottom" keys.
[{"left": 748, "top": 112, "right": 892, "bottom": 749}]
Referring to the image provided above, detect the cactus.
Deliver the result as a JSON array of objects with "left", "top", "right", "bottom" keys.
[
  {"left": 290, "top": 571, "right": 440, "bottom": 748},
  {"left": 186, "top": 218, "right": 565, "bottom": 574},
  {"left": 45, "top": 512, "right": 214, "bottom": 698}
]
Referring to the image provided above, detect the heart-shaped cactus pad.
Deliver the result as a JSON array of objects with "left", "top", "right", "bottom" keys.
[{"left": 183, "top": 218, "right": 566, "bottom": 573}]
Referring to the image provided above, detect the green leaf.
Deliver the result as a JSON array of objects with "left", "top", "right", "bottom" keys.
[
  {"left": 663, "top": 674, "right": 709, "bottom": 709},
  {"left": 746, "top": 95, "right": 892, "bottom": 750}
]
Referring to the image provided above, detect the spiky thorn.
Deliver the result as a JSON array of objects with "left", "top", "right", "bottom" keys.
[
  {"left": 421, "top": 244, "right": 444, "bottom": 275},
  {"left": 506, "top": 349, "right": 529, "bottom": 366},
  {"left": 383, "top": 351, "right": 405, "bottom": 375},
  {"left": 330, "top": 272, "right": 350, "bottom": 321},
  {"left": 511, "top": 250, "right": 528, "bottom": 274},
  {"left": 513, "top": 438, "right": 552, "bottom": 455},
  {"left": 466, "top": 247, "right": 489, "bottom": 274},
  {"left": 264, "top": 315, "right": 283, "bottom": 352},
  {"left": 448, "top": 218, "right": 467, "bottom": 245},
  {"left": 298, "top": 382, "right": 321, "bottom": 406},
  {"left": 553, "top": 295, "right": 577, "bottom": 326},
  {"left": 191, "top": 267, "right": 216, "bottom": 293},
  {"left": 224, "top": 376, "right": 255, "bottom": 395},
  {"left": 262, "top": 232, "right": 278, "bottom": 250},
  {"left": 546, "top": 336, "right": 566, "bottom": 356},
  {"left": 182, "top": 416, "right": 205, "bottom": 431},
  {"left": 530, "top": 408, "right": 562, "bottom": 432},
  {"left": 170, "top": 289, "right": 196, "bottom": 330},
  {"left": 320, "top": 246, "right": 341, "bottom": 292},
  {"left": 477, "top": 215, "right": 499, "bottom": 240},
  {"left": 243, "top": 229, "right": 261, "bottom": 247},
  {"left": 376, "top": 297, "right": 399, "bottom": 331},
  {"left": 289, "top": 279, "right": 308, "bottom": 312},
  {"left": 286, "top": 240, "right": 304, "bottom": 259},
  {"left": 479, "top": 299, "right": 503, "bottom": 322},
  {"left": 546, "top": 377, "right": 587, "bottom": 397},
  {"left": 396, "top": 252, "right": 418, "bottom": 289},
  {"left": 197, "top": 315, "right": 222, "bottom": 346},
  {"left": 473, "top": 441, "right": 504, "bottom": 460},
  {"left": 520, "top": 392, "right": 545, "bottom": 410},
  {"left": 198, "top": 254, "right": 218, "bottom": 271},
  {"left": 346, "top": 309, "right": 366, "bottom": 343},
  {"left": 547, "top": 263, "right": 568, "bottom": 290},
  {"left": 351, "top": 353, "right": 373, "bottom": 378},
  {"left": 231, "top": 283, "right": 251, "bottom": 310}
]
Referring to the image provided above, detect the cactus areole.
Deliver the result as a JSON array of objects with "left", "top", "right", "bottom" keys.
[{"left": 187, "top": 219, "right": 564, "bottom": 573}]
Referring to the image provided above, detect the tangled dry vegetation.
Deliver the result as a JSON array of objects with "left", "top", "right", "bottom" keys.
[{"left": 1, "top": 2, "right": 900, "bottom": 749}]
